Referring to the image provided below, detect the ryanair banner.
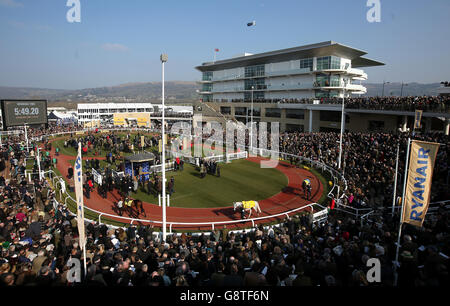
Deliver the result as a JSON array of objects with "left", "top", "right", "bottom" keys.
[
  {"left": 402, "top": 140, "right": 440, "bottom": 227},
  {"left": 74, "top": 143, "right": 86, "bottom": 250},
  {"left": 414, "top": 110, "right": 423, "bottom": 129}
]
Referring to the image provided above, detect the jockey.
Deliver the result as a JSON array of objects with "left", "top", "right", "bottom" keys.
[
  {"left": 240, "top": 201, "right": 255, "bottom": 219},
  {"left": 302, "top": 179, "right": 312, "bottom": 200},
  {"left": 242, "top": 200, "right": 255, "bottom": 210},
  {"left": 302, "top": 178, "right": 311, "bottom": 189}
]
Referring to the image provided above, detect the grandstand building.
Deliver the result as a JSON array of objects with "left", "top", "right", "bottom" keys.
[
  {"left": 194, "top": 41, "right": 450, "bottom": 134},
  {"left": 77, "top": 103, "right": 193, "bottom": 127}
]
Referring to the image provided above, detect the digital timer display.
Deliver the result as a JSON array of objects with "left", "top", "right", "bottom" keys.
[{"left": 1, "top": 100, "right": 48, "bottom": 129}]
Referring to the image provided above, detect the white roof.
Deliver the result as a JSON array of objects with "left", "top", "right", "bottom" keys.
[
  {"left": 77, "top": 103, "right": 153, "bottom": 109},
  {"left": 51, "top": 111, "right": 77, "bottom": 119},
  {"left": 167, "top": 105, "right": 193, "bottom": 113}
]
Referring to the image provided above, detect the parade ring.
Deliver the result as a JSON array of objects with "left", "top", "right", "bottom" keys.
[{"left": 40, "top": 129, "right": 342, "bottom": 231}]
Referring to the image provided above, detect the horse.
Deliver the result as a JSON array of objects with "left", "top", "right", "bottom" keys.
[{"left": 233, "top": 201, "right": 262, "bottom": 219}]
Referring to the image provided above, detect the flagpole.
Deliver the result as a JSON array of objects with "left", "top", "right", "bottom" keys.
[
  {"left": 391, "top": 142, "right": 400, "bottom": 215},
  {"left": 394, "top": 137, "right": 411, "bottom": 286},
  {"left": 160, "top": 54, "right": 168, "bottom": 243},
  {"left": 79, "top": 142, "right": 87, "bottom": 277},
  {"left": 74, "top": 142, "right": 87, "bottom": 279}
]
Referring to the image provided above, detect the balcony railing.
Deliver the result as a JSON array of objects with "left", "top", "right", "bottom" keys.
[
  {"left": 211, "top": 97, "right": 450, "bottom": 114},
  {"left": 207, "top": 65, "right": 366, "bottom": 82}
]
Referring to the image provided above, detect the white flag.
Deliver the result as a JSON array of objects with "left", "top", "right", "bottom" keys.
[{"left": 74, "top": 143, "right": 86, "bottom": 250}]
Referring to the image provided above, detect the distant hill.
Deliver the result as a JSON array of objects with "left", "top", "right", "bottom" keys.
[
  {"left": 0, "top": 82, "right": 444, "bottom": 106},
  {"left": 0, "top": 81, "right": 200, "bottom": 103}
]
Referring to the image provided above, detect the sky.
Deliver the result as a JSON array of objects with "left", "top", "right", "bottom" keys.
[{"left": 0, "top": 0, "right": 449, "bottom": 89}]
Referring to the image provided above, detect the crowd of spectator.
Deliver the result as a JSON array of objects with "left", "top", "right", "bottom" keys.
[
  {"left": 280, "top": 131, "right": 449, "bottom": 210},
  {"left": 0, "top": 162, "right": 448, "bottom": 286},
  {"left": 0, "top": 111, "right": 448, "bottom": 287},
  {"left": 227, "top": 95, "right": 449, "bottom": 113}
]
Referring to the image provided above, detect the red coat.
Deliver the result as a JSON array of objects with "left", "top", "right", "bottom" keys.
[{"left": 330, "top": 198, "right": 335, "bottom": 210}]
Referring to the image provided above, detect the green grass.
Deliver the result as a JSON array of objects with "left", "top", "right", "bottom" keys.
[
  {"left": 126, "top": 159, "right": 287, "bottom": 208},
  {"left": 48, "top": 157, "right": 331, "bottom": 230}
]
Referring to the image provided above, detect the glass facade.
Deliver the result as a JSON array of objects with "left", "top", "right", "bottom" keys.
[
  {"left": 315, "top": 90, "right": 329, "bottom": 98},
  {"left": 245, "top": 65, "right": 265, "bottom": 78},
  {"left": 202, "top": 71, "right": 213, "bottom": 81},
  {"left": 201, "top": 94, "right": 212, "bottom": 102},
  {"left": 220, "top": 106, "right": 231, "bottom": 115},
  {"left": 315, "top": 74, "right": 341, "bottom": 87},
  {"left": 316, "top": 56, "right": 341, "bottom": 70},
  {"left": 286, "top": 109, "right": 305, "bottom": 119},
  {"left": 245, "top": 78, "right": 266, "bottom": 90},
  {"left": 331, "top": 56, "right": 341, "bottom": 69},
  {"left": 330, "top": 75, "right": 341, "bottom": 87},
  {"left": 315, "top": 74, "right": 330, "bottom": 87},
  {"left": 247, "top": 107, "right": 261, "bottom": 117},
  {"left": 265, "top": 108, "right": 281, "bottom": 118},
  {"left": 300, "top": 58, "right": 313, "bottom": 71},
  {"left": 202, "top": 83, "right": 212, "bottom": 92},
  {"left": 234, "top": 107, "right": 247, "bottom": 116},
  {"left": 320, "top": 111, "right": 350, "bottom": 123}
]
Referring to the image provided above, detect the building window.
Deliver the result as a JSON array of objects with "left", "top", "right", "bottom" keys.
[
  {"left": 331, "top": 56, "right": 341, "bottom": 69},
  {"left": 317, "top": 56, "right": 330, "bottom": 70},
  {"left": 315, "top": 74, "right": 330, "bottom": 87},
  {"left": 300, "top": 58, "right": 313, "bottom": 71},
  {"left": 320, "top": 111, "right": 341, "bottom": 122},
  {"left": 286, "top": 109, "right": 305, "bottom": 119},
  {"left": 317, "top": 56, "right": 341, "bottom": 70},
  {"left": 320, "top": 111, "right": 350, "bottom": 123},
  {"left": 315, "top": 90, "right": 330, "bottom": 98},
  {"left": 247, "top": 107, "right": 261, "bottom": 117},
  {"left": 330, "top": 75, "right": 340, "bottom": 87},
  {"left": 245, "top": 65, "right": 265, "bottom": 78},
  {"left": 245, "top": 78, "right": 266, "bottom": 90},
  {"left": 220, "top": 106, "right": 231, "bottom": 115},
  {"left": 234, "top": 107, "right": 247, "bottom": 116},
  {"left": 202, "top": 71, "right": 213, "bottom": 81},
  {"left": 265, "top": 108, "right": 281, "bottom": 118},
  {"left": 202, "top": 83, "right": 212, "bottom": 92},
  {"left": 201, "top": 94, "right": 212, "bottom": 102}
]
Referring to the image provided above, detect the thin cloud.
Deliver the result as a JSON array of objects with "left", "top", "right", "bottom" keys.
[
  {"left": 0, "top": 0, "right": 23, "bottom": 8},
  {"left": 101, "top": 43, "right": 130, "bottom": 52}
]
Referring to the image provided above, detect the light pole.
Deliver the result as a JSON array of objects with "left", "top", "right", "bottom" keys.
[
  {"left": 338, "top": 79, "right": 348, "bottom": 171},
  {"left": 160, "top": 53, "right": 168, "bottom": 243},
  {"left": 382, "top": 81, "right": 390, "bottom": 96},
  {"left": 37, "top": 147, "right": 42, "bottom": 181},
  {"left": 24, "top": 124, "right": 29, "bottom": 153},
  {"left": 400, "top": 82, "right": 408, "bottom": 97},
  {"left": 250, "top": 85, "right": 254, "bottom": 153}
]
